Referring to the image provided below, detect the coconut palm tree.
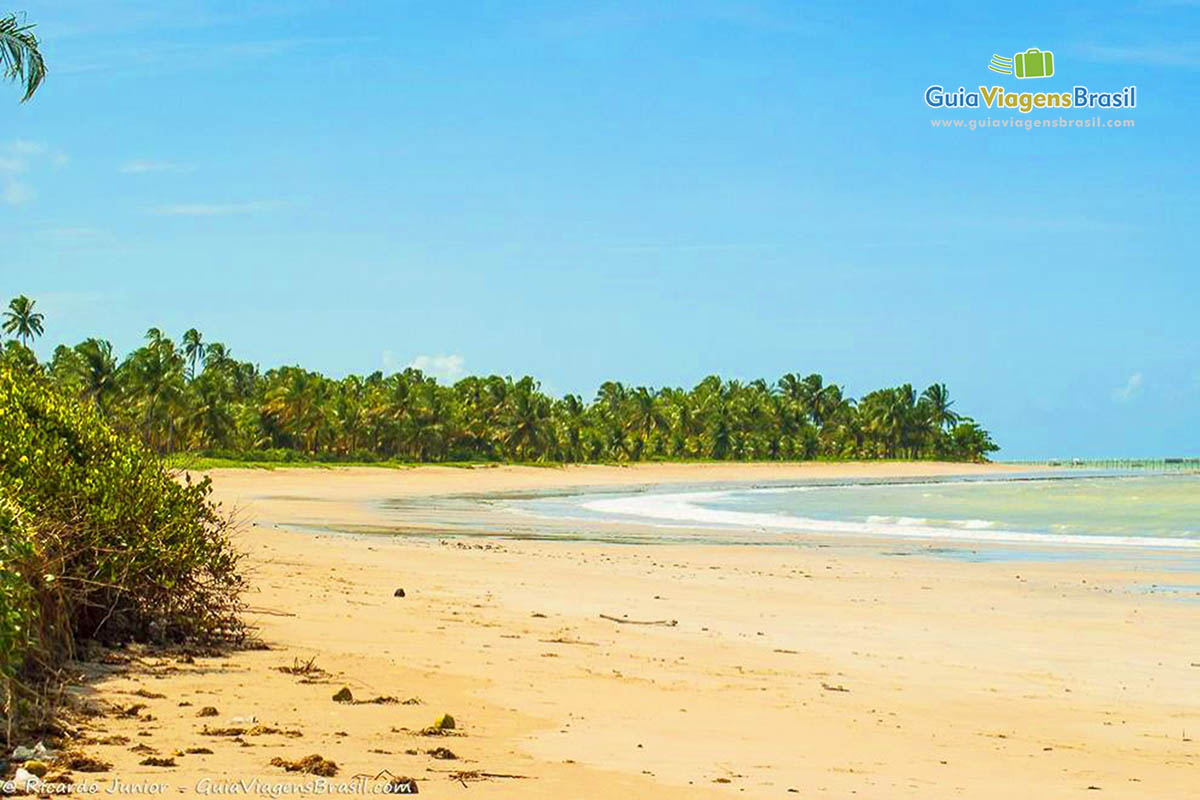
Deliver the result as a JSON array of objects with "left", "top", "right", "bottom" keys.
[
  {"left": 2, "top": 295, "right": 44, "bottom": 349},
  {"left": 73, "top": 338, "right": 118, "bottom": 415},
  {"left": 203, "top": 342, "right": 233, "bottom": 373},
  {"left": 126, "top": 330, "right": 186, "bottom": 451},
  {"left": 920, "top": 383, "right": 959, "bottom": 430},
  {"left": 182, "top": 328, "right": 206, "bottom": 380},
  {"left": 0, "top": 14, "right": 46, "bottom": 102},
  {"left": 188, "top": 368, "right": 236, "bottom": 449},
  {"left": 502, "top": 377, "right": 551, "bottom": 460}
]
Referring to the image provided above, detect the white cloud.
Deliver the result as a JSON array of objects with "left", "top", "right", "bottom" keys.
[
  {"left": 0, "top": 141, "right": 67, "bottom": 204},
  {"left": 1112, "top": 372, "right": 1144, "bottom": 403},
  {"left": 407, "top": 354, "right": 466, "bottom": 382},
  {"left": 150, "top": 201, "right": 275, "bottom": 216},
  {"left": 121, "top": 159, "right": 189, "bottom": 174},
  {"left": 8, "top": 140, "right": 46, "bottom": 156},
  {"left": 2, "top": 180, "right": 33, "bottom": 206}
]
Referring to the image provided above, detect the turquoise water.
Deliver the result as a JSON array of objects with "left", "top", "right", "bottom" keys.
[{"left": 511, "top": 472, "right": 1200, "bottom": 550}]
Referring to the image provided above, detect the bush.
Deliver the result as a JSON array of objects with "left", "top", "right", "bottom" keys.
[{"left": 0, "top": 366, "right": 244, "bottom": 740}]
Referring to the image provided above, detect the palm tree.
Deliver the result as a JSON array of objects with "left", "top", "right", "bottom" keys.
[
  {"left": 182, "top": 328, "right": 206, "bottom": 379},
  {"left": 203, "top": 342, "right": 233, "bottom": 372},
  {"left": 126, "top": 330, "right": 186, "bottom": 451},
  {"left": 624, "top": 386, "right": 668, "bottom": 459},
  {"left": 0, "top": 14, "right": 46, "bottom": 102},
  {"left": 2, "top": 295, "right": 44, "bottom": 349},
  {"left": 920, "top": 383, "right": 959, "bottom": 430},
  {"left": 502, "top": 377, "right": 551, "bottom": 460},
  {"left": 188, "top": 369, "right": 236, "bottom": 449},
  {"left": 73, "top": 338, "right": 118, "bottom": 415}
]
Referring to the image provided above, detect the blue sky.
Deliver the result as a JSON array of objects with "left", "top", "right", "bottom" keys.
[{"left": 1, "top": 0, "right": 1197, "bottom": 459}]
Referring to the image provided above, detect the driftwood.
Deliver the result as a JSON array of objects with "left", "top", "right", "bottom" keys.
[
  {"left": 245, "top": 606, "right": 297, "bottom": 617},
  {"left": 429, "top": 768, "right": 531, "bottom": 785},
  {"left": 599, "top": 614, "right": 678, "bottom": 627}
]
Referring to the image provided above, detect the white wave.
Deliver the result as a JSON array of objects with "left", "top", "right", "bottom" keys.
[
  {"left": 579, "top": 491, "right": 1200, "bottom": 550},
  {"left": 952, "top": 519, "right": 996, "bottom": 530}
]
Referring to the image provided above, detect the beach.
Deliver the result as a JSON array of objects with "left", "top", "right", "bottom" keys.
[{"left": 75, "top": 462, "right": 1199, "bottom": 798}]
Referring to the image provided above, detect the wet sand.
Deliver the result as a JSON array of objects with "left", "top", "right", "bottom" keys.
[{"left": 72, "top": 462, "right": 1200, "bottom": 798}]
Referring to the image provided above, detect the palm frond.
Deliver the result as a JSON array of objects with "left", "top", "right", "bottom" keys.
[{"left": 0, "top": 14, "right": 46, "bottom": 102}]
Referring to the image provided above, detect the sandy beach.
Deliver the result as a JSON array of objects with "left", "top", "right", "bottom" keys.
[{"left": 71, "top": 462, "right": 1198, "bottom": 798}]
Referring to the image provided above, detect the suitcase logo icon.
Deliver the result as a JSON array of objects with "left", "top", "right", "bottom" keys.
[{"left": 988, "top": 48, "right": 1055, "bottom": 79}]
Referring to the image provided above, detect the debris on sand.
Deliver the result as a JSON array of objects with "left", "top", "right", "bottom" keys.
[
  {"left": 432, "top": 714, "right": 455, "bottom": 730},
  {"left": 247, "top": 725, "right": 304, "bottom": 738},
  {"left": 438, "top": 769, "right": 529, "bottom": 784},
  {"left": 393, "top": 588, "right": 406, "bottom": 597},
  {"left": 117, "top": 703, "right": 148, "bottom": 718},
  {"left": 426, "top": 747, "right": 458, "bottom": 760},
  {"left": 196, "top": 706, "right": 219, "bottom": 717},
  {"left": 201, "top": 726, "right": 247, "bottom": 737},
  {"left": 599, "top": 614, "right": 677, "bottom": 627},
  {"left": 417, "top": 725, "right": 462, "bottom": 737},
  {"left": 269, "top": 754, "right": 338, "bottom": 777},
  {"left": 11, "top": 768, "right": 40, "bottom": 792},
  {"left": 139, "top": 757, "right": 176, "bottom": 767},
  {"left": 821, "top": 682, "right": 849, "bottom": 693},
  {"left": 332, "top": 687, "right": 354, "bottom": 703},
  {"left": 185, "top": 747, "right": 214, "bottom": 755},
  {"left": 10, "top": 742, "right": 51, "bottom": 762},
  {"left": 354, "top": 695, "right": 400, "bottom": 705},
  {"left": 131, "top": 688, "right": 166, "bottom": 699},
  {"left": 21, "top": 760, "right": 49, "bottom": 777},
  {"left": 276, "top": 656, "right": 328, "bottom": 678},
  {"left": 62, "top": 754, "right": 113, "bottom": 773}
]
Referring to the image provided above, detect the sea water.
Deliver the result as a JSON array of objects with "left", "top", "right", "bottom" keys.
[{"left": 509, "top": 472, "right": 1200, "bottom": 551}]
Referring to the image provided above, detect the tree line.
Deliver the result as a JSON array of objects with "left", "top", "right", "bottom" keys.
[{"left": 2, "top": 295, "right": 998, "bottom": 463}]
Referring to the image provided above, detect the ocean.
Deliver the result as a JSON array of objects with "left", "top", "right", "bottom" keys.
[{"left": 508, "top": 471, "right": 1200, "bottom": 551}]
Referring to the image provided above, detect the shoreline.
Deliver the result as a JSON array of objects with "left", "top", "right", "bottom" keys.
[
  {"left": 73, "top": 462, "right": 1199, "bottom": 798},
  {"left": 215, "top": 461, "right": 1200, "bottom": 556}
]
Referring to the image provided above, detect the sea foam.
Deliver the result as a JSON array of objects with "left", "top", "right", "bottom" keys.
[{"left": 579, "top": 490, "right": 1200, "bottom": 550}]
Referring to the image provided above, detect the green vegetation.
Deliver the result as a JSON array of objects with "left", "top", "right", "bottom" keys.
[
  {"left": 7, "top": 298, "right": 998, "bottom": 465},
  {"left": 0, "top": 13, "right": 46, "bottom": 102},
  {"left": 0, "top": 364, "right": 244, "bottom": 741}
]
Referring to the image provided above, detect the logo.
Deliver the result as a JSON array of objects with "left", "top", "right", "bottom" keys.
[
  {"left": 924, "top": 46, "right": 1136, "bottom": 115},
  {"left": 350, "top": 770, "right": 420, "bottom": 794},
  {"left": 989, "top": 48, "right": 1055, "bottom": 79}
]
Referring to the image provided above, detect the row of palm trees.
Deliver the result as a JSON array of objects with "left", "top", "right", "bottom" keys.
[{"left": 2, "top": 297, "right": 998, "bottom": 462}]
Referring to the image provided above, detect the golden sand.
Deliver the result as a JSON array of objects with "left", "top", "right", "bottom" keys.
[{"left": 74, "top": 463, "right": 1198, "bottom": 798}]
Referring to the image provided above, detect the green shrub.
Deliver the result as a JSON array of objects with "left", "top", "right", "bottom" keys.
[
  {"left": 0, "top": 498, "right": 34, "bottom": 678},
  {"left": 0, "top": 366, "right": 244, "bottom": 739}
]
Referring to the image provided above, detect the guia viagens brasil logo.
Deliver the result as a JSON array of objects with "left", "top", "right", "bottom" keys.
[{"left": 925, "top": 48, "right": 1136, "bottom": 114}]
